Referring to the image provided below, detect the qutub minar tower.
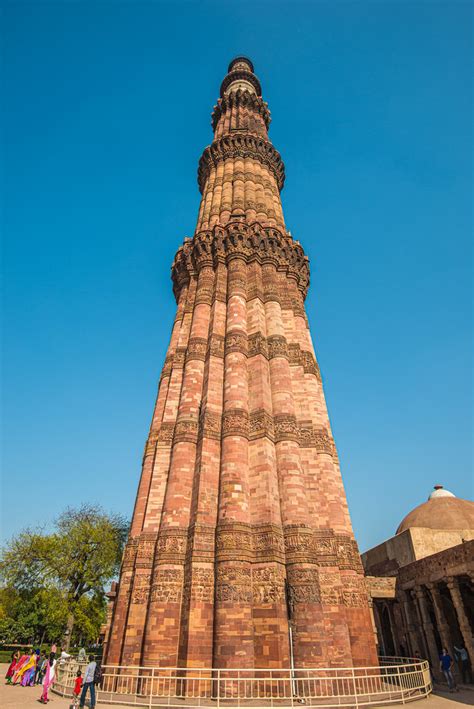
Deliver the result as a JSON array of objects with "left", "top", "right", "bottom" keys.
[{"left": 105, "top": 58, "right": 377, "bottom": 670}]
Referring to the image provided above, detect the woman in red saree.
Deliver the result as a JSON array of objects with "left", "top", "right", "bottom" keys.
[{"left": 5, "top": 650, "right": 20, "bottom": 684}]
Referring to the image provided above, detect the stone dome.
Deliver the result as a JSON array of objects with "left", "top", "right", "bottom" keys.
[
  {"left": 396, "top": 486, "right": 474, "bottom": 534},
  {"left": 429, "top": 484, "right": 455, "bottom": 499}
]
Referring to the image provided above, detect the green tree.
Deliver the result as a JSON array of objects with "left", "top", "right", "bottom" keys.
[{"left": 0, "top": 504, "right": 128, "bottom": 648}]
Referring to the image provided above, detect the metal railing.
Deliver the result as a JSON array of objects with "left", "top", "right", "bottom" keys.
[{"left": 54, "top": 657, "right": 431, "bottom": 708}]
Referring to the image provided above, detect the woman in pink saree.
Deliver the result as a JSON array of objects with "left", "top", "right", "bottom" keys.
[{"left": 39, "top": 653, "right": 57, "bottom": 704}]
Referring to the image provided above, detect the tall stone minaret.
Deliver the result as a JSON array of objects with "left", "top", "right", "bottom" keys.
[{"left": 105, "top": 57, "right": 377, "bottom": 670}]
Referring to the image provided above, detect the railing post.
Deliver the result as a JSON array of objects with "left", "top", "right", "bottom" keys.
[
  {"left": 149, "top": 667, "right": 154, "bottom": 709},
  {"left": 352, "top": 667, "right": 358, "bottom": 708},
  {"left": 217, "top": 669, "right": 220, "bottom": 709},
  {"left": 399, "top": 665, "right": 405, "bottom": 704}
]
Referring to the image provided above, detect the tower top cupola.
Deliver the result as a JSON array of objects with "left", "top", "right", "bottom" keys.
[{"left": 220, "top": 55, "right": 262, "bottom": 97}]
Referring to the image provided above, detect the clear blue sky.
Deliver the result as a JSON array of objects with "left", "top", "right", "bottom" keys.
[{"left": 2, "top": 1, "right": 472, "bottom": 551}]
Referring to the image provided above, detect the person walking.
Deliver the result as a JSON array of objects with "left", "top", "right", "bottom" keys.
[
  {"left": 36, "top": 654, "right": 48, "bottom": 684},
  {"left": 439, "top": 648, "right": 457, "bottom": 692},
  {"left": 40, "top": 652, "right": 57, "bottom": 703},
  {"left": 79, "top": 655, "right": 97, "bottom": 709},
  {"left": 454, "top": 645, "right": 472, "bottom": 684}
]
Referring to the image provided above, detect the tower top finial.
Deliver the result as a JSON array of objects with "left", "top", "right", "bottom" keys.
[{"left": 228, "top": 56, "right": 254, "bottom": 73}]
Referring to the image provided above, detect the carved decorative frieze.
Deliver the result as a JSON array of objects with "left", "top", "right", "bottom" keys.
[
  {"left": 252, "top": 565, "right": 286, "bottom": 604},
  {"left": 298, "top": 422, "right": 315, "bottom": 448},
  {"left": 320, "top": 587, "right": 341, "bottom": 605},
  {"left": 222, "top": 409, "right": 250, "bottom": 438},
  {"left": 335, "top": 537, "right": 363, "bottom": 572},
  {"left": 174, "top": 419, "right": 199, "bottom": 444},
  {"left": 198, "top": 135, "right": 285, "bottom": 194},
  {"left": 185, "top": 567, "right": 214, "bottom": 603},
  {"left": 171, "top": 224, "right": 310, "bottom": 303},
  {"left": 186, "top": 337, "right": 208, "bottom": 362},
  {"left": 187, "top": 524, "right": 216, "bottom": 563},
  {"left": 150, "top": 568, "right": 183, "bottom": 604},
  {"left": 253, "top": 525, "right": 286, "bottom": 563},
  {"left": 274, "top": 414, "right": 299, "bottom": 442},
  {"left": 301, "top": 350, "right": 321, "bottom": 380},
  {"left": 157, "top": 422, "right": 175, "bottom": 447},
  {"left": 284, "top": 526, "right": 315, "bottom": 560},
  {"left": 215, "top": 564, "right": 252, "bottom": 603},
  {"left": 287, "top": 567, "right": 321, "bottom": 604},
  {"left": 212, "top": 89, "right": 271, "bottom": 131},
  {"left": 135, "top": 535, "right": 158, "bottom": 569},
  {"left": 198, "top": 409, "right": 222, "bottom": 441},
  {"left": 131, "top": 573, "right": 151, "bottom": 604},
  {"left": 288, "top": 343, "right": 301, "bottom": 366},
  {"left": 216, "top": 523, "right": 253, "bottom": 562},
  {"left": 225, "top": 330, "right": 248, "bottom": 356},
  {"left": 156, "top": 529, "right": 187, "bottom": 562},
  {"left": 314, "top": 429, "right": 335, "bottom": 456},
  {"left": 173, "top": 347, "right": 187, "bottom": 369},
  {"left": 208, "top": 334, "right": 225, "bottom": 358},
  {"left": 144, "top": 429, "right": 159, "bottom": 456},
  {"left": 161, "top": 354, "right": 174, "bottom": 379},
  {"left": 249, "top": 409, "right": 274, "bottom": 441},
  {"left": 122, "top": 539, "right": 139, "bottom": 570},
  {"left": 267, "top": 335, "right": 289, "bottom": 360},
  {"left": 248, "top": 331, "right": 269, "bottom": 359}
]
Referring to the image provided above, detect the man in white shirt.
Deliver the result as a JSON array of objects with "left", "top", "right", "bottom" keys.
[{"left": 79, "top": 656, "right": 97, "bottom": 709}]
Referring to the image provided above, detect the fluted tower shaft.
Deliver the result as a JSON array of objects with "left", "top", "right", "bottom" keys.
[{"left": 105, "top": 57, "right": 377, "bottom": 670}]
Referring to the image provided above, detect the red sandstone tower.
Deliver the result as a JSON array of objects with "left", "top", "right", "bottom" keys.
[{"left": 106, "top": 58, "right": 377, "bottom": 670}]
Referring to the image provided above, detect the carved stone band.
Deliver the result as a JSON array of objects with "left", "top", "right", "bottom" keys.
[
  {"left": 146, "top": 417, "right": 335, "bottom": 454},
  {"left": 212, "top": 90, "right": 271, "bottom": 131},
  {"left": 198, "top": 134, "right": 285, "bottom": 193}
]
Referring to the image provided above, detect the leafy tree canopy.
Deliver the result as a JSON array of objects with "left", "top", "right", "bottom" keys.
[{"left": 0, "top": 504, "right": 128, "bottom": 646}]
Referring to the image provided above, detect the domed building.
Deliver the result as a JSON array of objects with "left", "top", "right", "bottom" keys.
[{"left": 361, "top": 486, "right": 474, "bottom": 682}]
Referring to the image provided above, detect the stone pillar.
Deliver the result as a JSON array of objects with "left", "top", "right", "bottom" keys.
[
  {"left": 447, "top": 576, "right": 474, "bottom": 668},
  {"left": 401, "top": 591, "right": 423, "bottom": 657},
  {"left": 414, "top": 586, "right": 441, "bottom": 668},
  {"left": 427, "top": 583, "right": 453, "bottom": 654}
]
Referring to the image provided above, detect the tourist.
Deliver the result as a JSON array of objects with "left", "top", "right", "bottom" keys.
[
  {"left": 454, "top": 644, "right": 472, "bottom": 684},
  {"left": 39, "top": 652, "right": 57, "bottom": 704},
  {"left": 59, "top": 648, "right": 71, "bottom": 665},
  {"left": 12, "top": 650, "right": 32, "bottom": 684},
  {"left": 72, "top": 670, "right": 83, "bottom": 707},
  {"left": 50, "top": 641, "right": 57, "bottom": 655},
  {"left": 35, "top": 653, "right": 47, "bottom": 684},
  {"left": 439, "top": 648, "right": 457, "bottom": 692},
  {"left": 93, "top": 659, "right": 103, "bottom": 688},
  {"left": 21, "top": 649, "right": 39, "bottom": 686},
  {"left": 79, "top": 655, "right": 97, "bottom": 709},
  {"left": 78, "top": 647, "right": 87, "bottom": 663},
  {"left": 5, "top": 650, "right": 20, "bottom": 684}
]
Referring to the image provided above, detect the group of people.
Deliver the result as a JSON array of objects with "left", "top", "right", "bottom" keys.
[
  {"left": 4, "top": 643, "right": 101, "bottom": 707},
  {"left": 439, "top": 645, "right": 472, "bottom": 692},
  {"left": 5, "top": 648, "right": 45, "bottom": 686}
]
